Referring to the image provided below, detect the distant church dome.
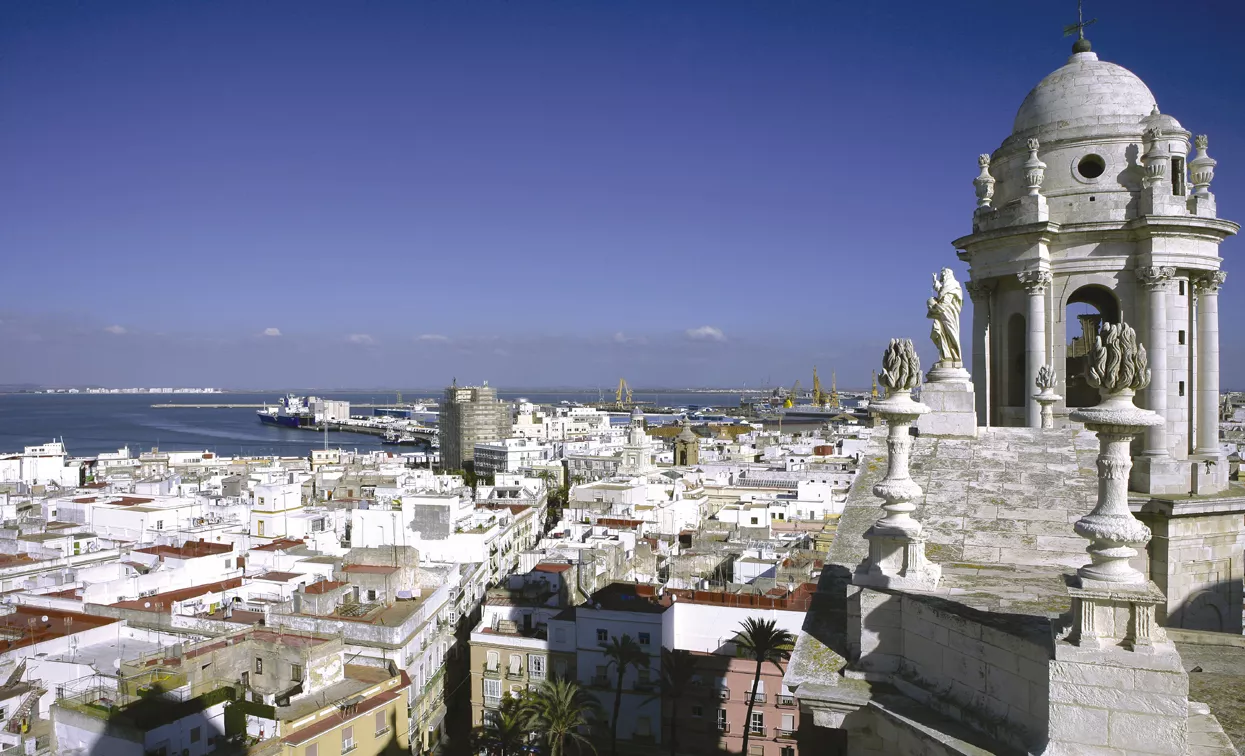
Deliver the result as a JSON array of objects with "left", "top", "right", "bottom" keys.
[{"left": 1013, "top": 51, "right": 1157, "bottom": 136}]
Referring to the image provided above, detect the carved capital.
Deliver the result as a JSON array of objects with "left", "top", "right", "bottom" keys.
[
  {"left": 1136, "top": 266, "right": 1176, "bottom": 291},
  {"left": 1017, "top": 270, "right": 1052, "bottom": 294},
  {"left": 964, "top": 280, "right": 994, "bottom": 303},
  {"left": 1195, "top": 270, "right": 1227, "bottom": 293}
]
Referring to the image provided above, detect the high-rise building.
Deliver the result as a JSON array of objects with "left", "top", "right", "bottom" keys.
[{"left": 440, "top": 382, "right": 510, "bottom": 471}]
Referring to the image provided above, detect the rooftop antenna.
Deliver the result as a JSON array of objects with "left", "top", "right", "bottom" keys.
[{"left": 1063, "top": 0, "right": 1096, "bottom": 53}]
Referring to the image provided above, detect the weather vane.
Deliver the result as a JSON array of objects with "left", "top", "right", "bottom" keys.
[{"left": 1063, "top": 0, "right": 1097, "bottom": 41}]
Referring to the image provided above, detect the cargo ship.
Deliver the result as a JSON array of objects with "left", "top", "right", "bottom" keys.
[{"left": 257, "top": 394, "right": 317, "bottom": 428}]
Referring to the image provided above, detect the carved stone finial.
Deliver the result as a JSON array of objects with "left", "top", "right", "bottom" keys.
[
  {"left": 879, "top": 339, "right": 921, "bottom": 395},
  {"left": 974, "top": 154, "right": 996, "bottom": 210},
  {"left": 1036, "top": 364, "right": 1057, "bottom": 392},
  {"left": 1190, "top": 134, "right": 1217, "bottom": 197},
  {"left": 1069, "top": 320, "right": 1163, "bottom": 586},
  {"left": 1086, "top": 322, "right": 1151, "bottom": 395},
  {"left": 1141, "top": 127, "right": 1169, "bottom": 189},
  {"left": 1024, "top": 138, "right": 1046, "bottom": 197}
]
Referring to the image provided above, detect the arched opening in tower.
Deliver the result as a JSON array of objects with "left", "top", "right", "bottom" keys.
[
  {"left": 1006, "top": 313, "right": 1026, "bottom": 410},
  {"left": 1065, "top": 284, "right": 1122, "bottom": 407}
]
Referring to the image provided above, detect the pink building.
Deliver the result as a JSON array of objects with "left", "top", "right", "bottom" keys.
[{"left": 674, "top": 651, "right": 800, "bottom": 756}]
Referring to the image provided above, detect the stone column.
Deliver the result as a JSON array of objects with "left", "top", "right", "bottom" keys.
[
  {"left": 1195, "top": 271, "right": 1226, "bottom": 456},
  {"left": 966, "top": 281, "right": 993, "bottom": 427},
  {"left": 1018, "top": 270, "right": 1051, "bottom": 428},
  {"left": 1137, "top": 267, "right": 1175, "bottom": 456}
]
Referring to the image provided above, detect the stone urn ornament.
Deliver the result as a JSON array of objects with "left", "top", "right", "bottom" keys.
[
  {"left": 1069, "top": 322, "right": 1162, "bottom": 585},
  {"left": 1033, "top": 364, "right": 1062, "bottom": 429}
]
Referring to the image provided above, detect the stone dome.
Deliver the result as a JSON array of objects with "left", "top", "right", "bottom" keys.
[{"left": 1013, "top": 51, "right": 1157, "bottom": 135}]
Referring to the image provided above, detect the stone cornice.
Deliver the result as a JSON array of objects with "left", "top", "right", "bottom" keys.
[{"left": 955, "top": 214, "right": 1239, "bottom": 256}]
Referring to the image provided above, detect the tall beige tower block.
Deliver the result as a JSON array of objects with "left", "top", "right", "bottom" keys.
[{"left": 954, "top": 46, "right": 1238, "bottom": 495}]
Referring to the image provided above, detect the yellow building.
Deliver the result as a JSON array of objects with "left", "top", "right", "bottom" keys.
[{"left": 276, "top": 669, "right": 410, "bottom": 756}]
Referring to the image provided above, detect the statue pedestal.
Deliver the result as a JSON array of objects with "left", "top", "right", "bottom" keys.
[
  {"left": 917, "top": 370, "right": 976, "bottom": 437},
  {"left": 1131, "top": 454, "right": 1189, "bottom": 496}
]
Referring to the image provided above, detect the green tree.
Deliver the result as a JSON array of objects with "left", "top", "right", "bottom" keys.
[
  {"left": 473, "top": 691, "right": 529, "bottom": 756},
  {"left": 734, "top": 618, "right": 795, "bottom": 755},
  {"left": 642, "top": 648, "right": 697, "bottom": 756},
  {"left": 600, "top": 634, "right": 650, "bottom": 756},
  {"left": 522, "top": 677, "right": 601, "bottom": 756}
]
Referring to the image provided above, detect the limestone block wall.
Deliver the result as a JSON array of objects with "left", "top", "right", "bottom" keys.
[
  {"left": 1144, "top": 506, "right": 1245, "bottom": 634},
  {"left": 849, "top": 588, "right": 1051, "bottom": 753},
  {"left": 1047, "top": 654, "right": 1189, "bottom": 755}
]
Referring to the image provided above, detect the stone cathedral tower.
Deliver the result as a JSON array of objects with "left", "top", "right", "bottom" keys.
[{"left": 954, "top": 39, "right": 1237, "bottom": 495}]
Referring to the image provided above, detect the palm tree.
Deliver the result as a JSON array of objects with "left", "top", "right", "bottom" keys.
[
  {"left": 734, "top": 618, "right": 795, "bottom": 755},
  {"left": 474, "top": 691, "right": 528, "bottom": 756},
  {"left": 522, "top": 677, "right": 601, "bottom": 756},
  {"left": 600, "top": 634, "right": 650, "bottom": 756},
  {"left": 642, "top": 648, "right": 697, "bottom": 756}
]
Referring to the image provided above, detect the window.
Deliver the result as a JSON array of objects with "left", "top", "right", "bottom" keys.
[
  {"left": 636, "top": 716, "right": 651, "bottom": 737},
  {"left": 224, "top": 559, "right": 232, "bottom": 569},
  {"left": 155, "top": 520, "right": 163, "bottom": 530},
  {"left": 554, "top": 627, "right": 566, "bottom": 643},
  {"left": 637, "top": 632, "right": 650, "bottom": 646},
  {"left": 782, "top": 748, "right": 796, "bottom": 756},
  {"left": 486, "top": 651, "right": 499, "bottom": 672},
  {"left": 718, "top": 680, "right": 730, "bottom": 700},
  {"left": 691, "top": 705, "right": 704, "bottom": 718},
  {"left": 749, "top": 747, "right": 765, "bottom": 756},
  {"left": 258, "top": 497, "right": 265, "bottom": 506},
  {"left": 750, "top": 517, "right": 759, "bottom": 525},
  {"left": 255, "top": 657, "right": 263, "bottom": 675},
  {"left": 529, "top": 655, "right": 546, "bottom": 681},
  {"left": 1180, "top": 381, "right": 1186, "bottom": 397},
  {"left": 306, "top": 745, "right": 317, "bottom": 756},
  {"left": 1180, "top": 280, "right": 1186, "bottom": 296},
  {"left": 483, "top": 678, "right": 501, "bottom": 704},
  {"left": 1179, "top": 330, "right": 1186, "bottom": 346},
  {"left": 375, "top": 709, "right": 388, "bottom": 736},
  {"left": 312, "top": 518, "right": 325, "bottom": 532},
  {"left": 508, "top": 654, "right": 522, "bottom": 676},
  {"left": 190, "top": 728, "right": 201, "bottom": 743},
  {"left": 781, "top": 713, "right": 796, "bottom": 734},
  {"left": 717, "top": 709, "right": 728, "bottom": 732},
  {"left": 341, "top": 726, "right": 355, "bottom": 754},
  {"left": 292, "top": 664, "right": 304, "bottom": 682},
  {"left": 257, "top": 520, "right": 265, "bottom": 536},
  {"left": 750, "top": 711, "right": 764, "bottom": 735},
  {"left": 750, "top": 679, "right": 765, "bottom": 704},
  {"left": 366, "top": 589, "right": 377, "bottom": 602},
  {"left": 636, "top": 669, "right": 650, "bottom": 688},
  {"left": 596, "top": 629, "right": 608, "bottom": 643},
  {"left": 1077, "top": 154, "right": 1106, "bottom": 180},
  {"left": 554, "top": 659, "right": 568, "bottom": 679},
  {"left": 1172, "top": 156, "right": 1186, "bottom": 195}
]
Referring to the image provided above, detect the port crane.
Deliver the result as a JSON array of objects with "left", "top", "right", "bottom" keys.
[{"left": 616, "top": 378, "right": 633, "bottom": 405}]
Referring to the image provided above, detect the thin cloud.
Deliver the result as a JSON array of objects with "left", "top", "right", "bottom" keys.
[
  {"left": 416, "top": 334, "right": 450, "bottom": 343},
  {"left": 347, "top": 333, "right": 376, "bottom": 345},
  {"left": 685, "top": 325, "right": 726, "bottom": 343},
  {"left": 103, "top": 325, "right": 127, "bottom": 335},
  {"left": 613, "top": 332, "right": 647, "bottom": 345},
  {"left": 261, "top": 327, "right": 282, "bottom": 337}
]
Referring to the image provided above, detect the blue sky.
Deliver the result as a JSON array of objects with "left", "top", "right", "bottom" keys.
[{"left": 1, "top": 1, "right": 1243, "bottom": 389}]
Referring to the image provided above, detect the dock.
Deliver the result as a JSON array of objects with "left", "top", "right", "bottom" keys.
[{"left": 151, "top": 403, "right": 412, "bottom": 409}]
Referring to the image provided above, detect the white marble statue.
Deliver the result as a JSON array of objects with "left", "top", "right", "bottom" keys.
[{"left": 926, "top": 268, "right": 963, "bottom": 367}]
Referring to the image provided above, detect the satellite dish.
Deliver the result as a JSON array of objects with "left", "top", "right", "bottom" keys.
[
  {"left": 40, "top": 616, "right": 48, "bottom": 623},
  {"left": 113, "top": 659, "right": 121, "bottom": 670},
  {"left": 143, "top": 602, "right": 151, "bottom": 609}
]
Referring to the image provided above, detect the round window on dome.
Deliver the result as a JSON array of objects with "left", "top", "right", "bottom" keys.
[{"left": 1077, "top": 154, "right": 1106, "bottom": 180}]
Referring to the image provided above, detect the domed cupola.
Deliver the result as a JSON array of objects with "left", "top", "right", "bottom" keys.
[{"left": 953, "top": 34, "right": 1237, "bottom": 499}]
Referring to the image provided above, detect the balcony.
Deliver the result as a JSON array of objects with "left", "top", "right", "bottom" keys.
[
  {"left": 776, "top": 728, "right": 797, "bottom": 740},
  {"left": 747, "top": 692, "right": 766, "bottom": 704},
  {"left": 591, "top": 675, "right": 610, "bottom": 688},
  {"left": 483, "top": 696, "right": 501, "bottom": 709},
  {"left": 505, "top": 668, "right": 525, "bottom": 680},
  {"left": 633, "top": 681, "right": 656, "bottom": 692},
  {"left": 776, "top": 694, "right": 796, "bottom": 707},
  {"left": 482, "top": 664, "right": 500, "bottom": 677},
  {"left": 748, "top": 725, "right": 765, "bottom": 736},
  {"left": 717, "top": 722, "right": 731, "bottom": 733}
]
